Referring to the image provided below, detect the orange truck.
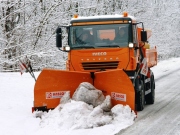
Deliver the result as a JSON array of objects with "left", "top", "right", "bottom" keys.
[{"left": 32, "top": 12, "right": 157, "bottom": 112}]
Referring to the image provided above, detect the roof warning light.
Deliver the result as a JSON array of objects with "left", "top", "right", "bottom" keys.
[
  {"left": 123, "top": 12, "right": 128, "bottom": 17},
  {"left": 73, "top": 14, "right": 78, "bottom": 18}
]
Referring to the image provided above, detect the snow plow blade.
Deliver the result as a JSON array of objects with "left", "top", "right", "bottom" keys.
[
  {"left": 33, "top": 69, "right": 93, "bottom": 111},
  {"left": 33, "top": 69, "right": 135, "bottom": 112},
  {"left": 94, "top": 69, "right": 135, "bottom": 111}
]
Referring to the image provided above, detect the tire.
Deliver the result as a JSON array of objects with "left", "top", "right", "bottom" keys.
[
  {"left": 146, "top": 74, "right": 155, "bottom": 104},
  {"left": 136, "top": 80, "right": 145, "bottom": 111}
]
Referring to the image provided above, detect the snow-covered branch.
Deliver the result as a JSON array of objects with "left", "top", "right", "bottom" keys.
[{"left": 0, "top": 0, "right": 179, "bottom": 71}]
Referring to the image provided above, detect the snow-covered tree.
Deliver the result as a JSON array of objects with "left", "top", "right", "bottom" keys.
[{"left": 0, "top": 0, "right": 179, "bottom": 71}]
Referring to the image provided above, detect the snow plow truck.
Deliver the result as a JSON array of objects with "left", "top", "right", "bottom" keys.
[{"left": 32, "top": 12, "right": 157, "bottom": 112}]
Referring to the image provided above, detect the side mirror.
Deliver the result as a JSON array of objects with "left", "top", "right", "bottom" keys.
[
  {"left": 56, "top": 27, "right": 62, "bottom": 48},
  {"left": 141, "top": 30, "right": 147, "bottom": 42}
]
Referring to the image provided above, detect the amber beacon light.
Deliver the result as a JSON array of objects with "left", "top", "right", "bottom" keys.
[
  {"left": 73, "top": 14, "right": 78, "bottom": 18},
  {"left": 123, "top": 12, "right": 128, "bottom": 17}
]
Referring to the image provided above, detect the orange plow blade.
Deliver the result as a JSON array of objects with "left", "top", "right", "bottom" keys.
[
  {"left": 33, "top": 69, "right": 93, "bottom": 110},
  {"left": 94, "top": 69, "right": 135, "bottom": 110},
  {"left": 33, "top": 69, "right": 135, "bottom": 112}
]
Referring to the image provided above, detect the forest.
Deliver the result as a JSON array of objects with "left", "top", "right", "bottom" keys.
[{"left": 0, "top": 0, "right": 179, "bottom": 71}]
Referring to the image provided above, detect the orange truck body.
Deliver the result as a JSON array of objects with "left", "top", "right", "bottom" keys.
[{"left": 33, "top": 13, "right": 157, "bottom": 112}]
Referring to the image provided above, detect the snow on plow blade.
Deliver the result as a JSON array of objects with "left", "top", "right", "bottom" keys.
[
  {"left": 94, "top": 69, "right": 135, "bottom": 111},
  {"left": 33, "top": 69, "right": 93, "bottom": 111},
  {"left": 33, "top": 69, "right": 135, "bottom": 111}
]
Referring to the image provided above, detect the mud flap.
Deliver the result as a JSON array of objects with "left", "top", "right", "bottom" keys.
[
  {"left": 94, "top": 69, "right": 135, "bottom": 110},
  {"left": 34, "top": 69, "right": 93, "bottom": 110}
]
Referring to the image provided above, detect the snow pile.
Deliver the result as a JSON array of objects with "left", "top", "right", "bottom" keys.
[
  {"left": 33, "top": 82, "right": 136, "bottom": 135},
  {"left": 72, "top": 82, "right": 106, "bottom": 108}
]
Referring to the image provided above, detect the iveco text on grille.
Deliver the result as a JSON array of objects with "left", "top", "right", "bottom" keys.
[{"left": 92, "top": 52, "right": 107, "bottom": 56}]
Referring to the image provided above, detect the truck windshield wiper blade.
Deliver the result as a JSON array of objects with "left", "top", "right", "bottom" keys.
[
  {"left": 72, "top": 45, "right": 95, "bottom": 49},
  {"left": 97, "top": 45, "right": 120, "bottom": 47}
]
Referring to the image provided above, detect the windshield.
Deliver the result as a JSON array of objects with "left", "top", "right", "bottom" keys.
[{"left": 69, "top": 24, "right": 132, "bottom": 49}]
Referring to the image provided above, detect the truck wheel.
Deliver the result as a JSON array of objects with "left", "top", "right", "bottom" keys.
[
  {"left": 137, "top": 81, "right": 145, "bottom": 111},
  {"left": 146, "top": 74, "right": 155, "bottom": 104}
]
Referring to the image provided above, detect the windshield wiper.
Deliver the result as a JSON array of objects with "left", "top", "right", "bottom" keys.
[
  {"left": 72, "top": 45, "right": 95, "bottom": 49},
  {"left": 97, "top": 45, "right": 120, "bottom": 47}
]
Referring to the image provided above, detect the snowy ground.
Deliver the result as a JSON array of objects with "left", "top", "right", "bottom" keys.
[
  {"left": 0, "top": 57, "right": 180, "bottom": 135},
  {"left": 119, "top": 57, "right": 180, "bottom": 135}
]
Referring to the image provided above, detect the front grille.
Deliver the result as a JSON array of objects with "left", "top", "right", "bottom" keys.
[{"left": 82, "top": 61, "right": 119, "bottom": 70}]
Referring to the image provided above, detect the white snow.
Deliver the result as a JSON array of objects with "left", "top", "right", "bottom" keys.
[
  {"left": 71, "top": 14, "right": 136, "bottom": 21},
  {"left": 0, "top": 57, "right": 180, "bottom": 135}
]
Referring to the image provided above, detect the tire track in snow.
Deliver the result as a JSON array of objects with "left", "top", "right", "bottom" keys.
[
  {"left": 155, "top": 67, "right": 180, "bottom": 82},
  {"left": 117, "top": 65, "right": 180, "bottom": 135}
]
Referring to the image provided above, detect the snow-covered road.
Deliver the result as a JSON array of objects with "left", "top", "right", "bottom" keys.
[
  {"left": 0, "top": 58, "right": 180, "bottom": 135},
  {"left": 118, "top": 59, "right": 180, "bottom": 135}
]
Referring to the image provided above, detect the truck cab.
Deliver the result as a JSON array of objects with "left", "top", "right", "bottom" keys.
[{"left": 58, "top": 13, "right": 146, "bottom": 72}]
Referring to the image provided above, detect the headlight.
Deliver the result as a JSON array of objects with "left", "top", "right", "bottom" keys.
[
  {"left": 129, "top": 43, "right": 134, "bottom": 48},
  {"left": 63, "top": 46, "right": 70, "bottom": 51}
]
